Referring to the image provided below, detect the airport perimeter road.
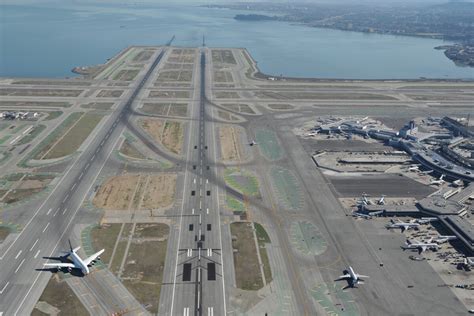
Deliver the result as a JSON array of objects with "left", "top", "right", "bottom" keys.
[
  {"left": 0, "top": 48, "right": 167, "bottom": 315},
  {"left": 159, "top": 49, "right": 226, "bottom": 316}
]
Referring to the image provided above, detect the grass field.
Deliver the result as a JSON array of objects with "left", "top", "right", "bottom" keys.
[
  {"left": 254, "top": 223, "right": 272, "bottom": 283},
  {"left": 97, "top": 90, "right": 123, "bottom": 98},
  {"left": 230, "top": 222, "right": 264, "bottom": 290},
  {"left": 256, "top": 129, "right": 282, "bottom": 161},
  {"left": 40, "top": 113, "right": 103, "bottom": 159},
  {"left": 224, "top": 168, "right": 260, "bottom": 197},
  {"left": 0, "top": 227, "right": 11, "bottom": 242},
  {"left": 17, "top": 125, "right": 46, "bottom": 145},
  {"left": 80, "top": 102, "right": 114, "bottom": 110},
  {"left": 0, "top": 101, "right": 71, "bottom": 108},
  {"left": 119, "top": 140, "right": 146, "bottom": 160},
  {"left": 43, "top": 111, "right": 63, "bottom": 121},
  {"left": 0, "top": 88, "right": 82, "bottom": 97}
]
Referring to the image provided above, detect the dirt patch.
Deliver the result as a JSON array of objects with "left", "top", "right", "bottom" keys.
[
  {"left": 141, "top": 103, "right": 187, "bottom": 117},
  {"left": 122, "top": 224, "right": 169, "bottom": 314},
  {"left": 97, "top": 90, "right": 123, "bottom": 98},
  {"left": 230, "top": 222, "right": 264, "bottom": 290},
  {"left": 93, "top": 174, "right": 176, "bottom": 210},
  {"left": 141, "top": 174, "right": 177, "bottom": 210},
  {"left": 212, "top": 50, "right": 237, "bottom": 64},
  {"left": 219, "top": 126, "right": 243, "bottom": 162},
  {"left": 32, "top": 274, "right": 88, "bottom": 316},
  {"left": 148, "top": 90, "right": 190, "bottom": 99},
  {"left": 140, "top": 119, "right": 184, "bottom": 155},
  {"left": 93, "top": 174, "right": 140, "bottom": 210}
]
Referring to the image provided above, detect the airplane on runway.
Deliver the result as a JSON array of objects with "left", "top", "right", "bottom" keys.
[
  {"left": 385, "top": 219, "right": 420, "bottom": 232},
  {"left": 402, "top": 238, "right": 439, "bottom": 254},
  {"left": 430, "top": 175, "right": 445, "bottom": 186},
  {"left": 43, "top": 240, "right": 104, "bottom": 275},
  {"left": 335, "top": 266, "right": 369, "bottom": 289}
]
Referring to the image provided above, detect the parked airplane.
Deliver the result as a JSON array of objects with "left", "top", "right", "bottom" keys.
[
  {"left": 357, "top": 194, "right": 374, "bottom": 206},
  {"left": 386, "top": 219, "right": 420, "bottom": 232},
  {"left": 402, "top": 238, "right": 439, "bottom": 254},
  {"left": 335, "top": 266, "right": 369, "bottom": 289},
  {"left": 452, "top": 179, "right": 463, "bottom": 187},
  {"left": 415, "top": 217, "right": 438, "bottom": 224},
  {"left": 430, "top": 175, "right": 445, "bottom": 185},
  {"left": 435, "top": 235, "right": 457, "bottom": 244},
  {"left": 408, "top": 165, "right": 419, "bottom": 172},
  {"left": 352, "top": 210, "right": 384, "bottom": 219},
  {"left": 43, "top": 241, "right": 104, "bottom": 275},
  {"left": 377, "top": 195, "right": 386, "bottom": 205}
]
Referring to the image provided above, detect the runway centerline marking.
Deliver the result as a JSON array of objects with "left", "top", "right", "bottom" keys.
[
  {"left": 14, "top": 259, "right": 25, "bottom": 274},
  {"left": 0, "top": 282, "right": 9, "bottom": 294},
  {"left": 30, "top": 239, "right": 39, "bottom": 251},
  {"left": 15, "top": 250, "right": 22, "bottom": 259},
  {"left": 46, "top": 208, "right": 52, "bottom": 215},
  {"left": 42, "top": 222, "right": 50, "bottom": 233},
  {"left": 34, "top": 250, "right": 40, "bottom": 259}
]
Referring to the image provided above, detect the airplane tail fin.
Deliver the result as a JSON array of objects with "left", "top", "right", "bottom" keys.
[{"left": 68, "top": 239, "right": 73, "bottom": 253}]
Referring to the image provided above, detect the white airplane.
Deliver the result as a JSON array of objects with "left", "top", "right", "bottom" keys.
[
  {"left": 434, "top": 235, "right": 457, "bottom": 244},
  {"left": 452, "top": 179, "right": 463, "bottom": 187},
  {"left": 377, "top": 195, "right": 385, "bottom": 205},
  {"left": 357, "top": 194, "right": 373, "bottom": 206},
  {"left": 386, "top": 219, "right": 420, "bottom": 232},
  {"left": 44, "top": 241, "right": 104, "bottom": 275},
  {"left": 402, "top": 238, "right": 439, "bottom": 254},
  {"left": 249, "top": 140, "right": 258, "bottom": 146},
  {"left": 408, "top": 165, "right": 419, "bottom": 172},
  {"left": 430, "top": 175, "right": 445, "bottom": 186},
  {"left": 335, "top": 266, "right": 369, "bottom": 289},
  {"left": 415, "top": 217, "right": 438, "bottom": 225}
]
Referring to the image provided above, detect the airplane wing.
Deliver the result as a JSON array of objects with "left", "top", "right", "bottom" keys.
[
  {"left": 356, "top": 274, "right": 369, "bottom": 279},
  {"left": 44, "top": 262, "right": 75, "bottom": 269},
  {"left": 335, "top": 274, "right": 351, "bottom": 281},
  {"left": 83, "top": 249, "right": 105, "bottom": 266}
]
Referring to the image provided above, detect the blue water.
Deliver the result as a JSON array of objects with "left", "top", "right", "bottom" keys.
[{"left": 0, "top": 2, "right": 472, "bottom": 79}]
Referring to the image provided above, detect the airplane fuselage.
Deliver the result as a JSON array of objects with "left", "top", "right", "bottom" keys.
[{"left": 70, "top": 252, "right": 90, "bottom": 275}]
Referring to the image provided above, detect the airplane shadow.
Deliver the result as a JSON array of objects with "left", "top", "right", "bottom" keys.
[{"left": 35, "top": 267, "right": 85, "bottom": 277}]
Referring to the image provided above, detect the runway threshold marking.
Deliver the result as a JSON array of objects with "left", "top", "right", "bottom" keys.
[
  {"left": 208, "top": 307, "right": 214, "bottom": 316},
  {"left": 183, "top": 307, "right": 190, "bottom": 316}
]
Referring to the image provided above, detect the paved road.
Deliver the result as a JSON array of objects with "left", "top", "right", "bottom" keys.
[{"left": 0, "top": 48, "right": 166, "bottom": 315}]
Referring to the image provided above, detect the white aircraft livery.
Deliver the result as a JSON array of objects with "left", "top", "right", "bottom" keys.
[
  {"left": 44, "top": 240, "right": 104, "bottom": 275},
  {"left": 335, "top": 266, "right": 369, "bottom": 288}
]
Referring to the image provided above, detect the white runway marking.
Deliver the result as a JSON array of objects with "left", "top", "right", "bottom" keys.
[
  {"left": 15, "top": 250, "right": 22, "bottom": 259},
  {"left": 192, "top": 208, "right": 195, "bottom": 215},
  {"left": 206, "top": 208, "right": 209, "bottom": 214},
  {"left": 46, "top": 208, "right": 52, "bottom": 215},
  {"left": 0, "top": 282, "right": 9, "bottom": 294},
  {"left": 30, "top": 239, "right": 39, "bottom": 251},
  {"left": 14, "top": 259, "right": 25, "bottom": 274},
  {"left": 42, "top": 222, "right": 50, "bottom": 233},
  {"left": 34, "top": 250, "right": 40, "bottom": 259},
  {"left": 208, "top": 307, "right": 214, "bottom": 316},
  {"left": 62, "top": 208, "right": 68, "bottom": 215},
  {"left": 183, "top": 307, "right": 189, "bottom": 316}
]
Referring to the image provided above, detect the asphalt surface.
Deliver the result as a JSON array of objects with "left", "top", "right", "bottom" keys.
[{"left": 0, "top": 48, "right": 166, "bottom": 315}]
